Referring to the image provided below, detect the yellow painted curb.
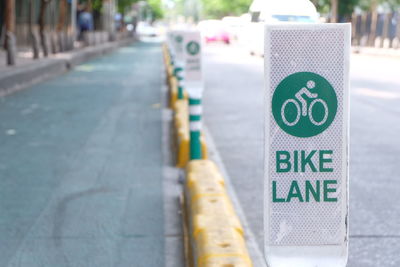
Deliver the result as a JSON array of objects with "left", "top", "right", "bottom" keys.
[
  {"left": 184, "top": 160, "right": 253, "bottom": 267},
  {"left": 174, "top": 100, "right": 208, "bottom": 168},
  {"left": 162, "top": 44, "right": 252, "bottom": 266},
  {"left": 196, "top": 229, "right": 252, "bottom": 267}
]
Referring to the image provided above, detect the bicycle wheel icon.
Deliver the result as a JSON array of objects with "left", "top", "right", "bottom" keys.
[
  {"left": 281, "top": 99, "right": 301, "bottom": 126},
  {"left": 272, "top": 72, "right": 337, "bottom": 138},
  {"left": 308, "top": 99, "right": 328, "bottom": 126},
  {"left": 281, "top": 98, "right": 329, "bottom": 126}
]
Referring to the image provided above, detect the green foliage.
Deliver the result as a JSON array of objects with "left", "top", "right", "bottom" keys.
[
  {"left": 172, "top": 0, "right": 185, "bottom": 14},
  {"left": 386, "top": 0, "right": 400, "bottom": 9},
  {"left": 315, "top": 0, "right": 357, "bottom": 18},
  {"left": 118, "top": 0, "right": 138, "bottom": 14},
  {"left": 339, "top": 0, "right": 359, "bottom": 19},
  {"left": 365, "top": 0, "right": 400, "bottom": 10},
  {"left": 316, "top": 0, "right": 400, "bottom": 17},
  {"left": 148, "top": 0, "right": 164, "bottom": 20},
  {"left": 78, "top": 0, "right": 102, "bottom": 11},
  {"left": 92, "top": 0, "right": 102, "bottom": 11},
  {"left": 313, "top": 0, "right": 330, "bottom": 14},
  {"left": 201, "top": 0, "right": 252, "bottom": 19},
  {"left": 117, "top": 0, "right": 163, "bottom": 19}
]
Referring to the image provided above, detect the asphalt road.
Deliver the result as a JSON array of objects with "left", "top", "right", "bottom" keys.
[{"left": 202, "top": 43, "right": 400, "bottom": 267}]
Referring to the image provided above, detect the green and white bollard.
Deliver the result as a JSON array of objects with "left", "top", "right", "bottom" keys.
[
  {"left": 189, "top": 98, "right": 202, "bottom": 159},
  {"left": 174, "top": 63, "right": 185, "bottom": 100},
  {"left": 182, "top": 29, "right": 203, "bottom": 161},
  {"left": 170, "top": 31, "right": 186, "bottom": 100}
]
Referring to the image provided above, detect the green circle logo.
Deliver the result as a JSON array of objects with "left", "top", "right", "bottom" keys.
[
  {"left": 186, "top": 41, "right": 200, "bottom": 56},
  {"left": 272, "top": 72, "right": 337, "bottom": 138},
  {"left": 175, "top": 35, "right": 183, "bottom": 43}
]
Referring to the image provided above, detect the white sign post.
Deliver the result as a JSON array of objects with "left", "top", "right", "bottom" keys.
[
  {"left": 170, "top": 30, "right": 186, "bottom": 99},
  {"left": 183, "top": 30, "right": 203, "bottom": 98},
  {"left": 183, "top": 29, "right": 203, "bottom": 159},
  {"left": 166, "top": 31, "right": 175, "bottom": 59},
  {"left": 264, "top": 24, "right": 350, "bottom": 267}
]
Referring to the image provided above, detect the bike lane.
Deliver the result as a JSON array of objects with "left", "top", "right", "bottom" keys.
[{"left": 0, "top": 42, "right": 164, "bottom": 266}]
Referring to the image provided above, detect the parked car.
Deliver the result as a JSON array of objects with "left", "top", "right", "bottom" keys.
[
  {"left": 242, "top": 0, "right": 319, "bottom": 56},
  {"left": 221, "top": 16, "right": 248, "bottom": 41},
  {"left": 136, "top": 22, "right": 159, "bottom": 37},
  {"left": 198, "top": 20, "right": 231, "bottom": 44}
]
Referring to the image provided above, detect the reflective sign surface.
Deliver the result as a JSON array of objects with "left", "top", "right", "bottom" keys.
[{"left": 264, "top": 24, "right": 350, "bottom": 267}]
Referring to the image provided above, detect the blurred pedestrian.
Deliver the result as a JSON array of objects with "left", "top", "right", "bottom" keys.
[{"left": 78, "top": 6, "right": 93, "bottom": 40}]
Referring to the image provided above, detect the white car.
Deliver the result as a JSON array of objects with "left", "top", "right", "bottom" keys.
[
  {"left": 136, "top": 22, "right": 159, "bottom": 37},
  {"left": 242, "top": 0, "right": 319, "bottom": 56}
]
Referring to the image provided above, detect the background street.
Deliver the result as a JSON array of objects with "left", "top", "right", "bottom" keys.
[
  {"left": 203, "top": 43, "right": 400, "bottom": 267},
  {"left": 2, "top": 0, "right": 400, "bottom": 265}
]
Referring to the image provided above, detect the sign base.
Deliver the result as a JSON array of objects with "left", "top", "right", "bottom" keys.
[{"left": 265, "top": 245, "right": 348, "bottom": 267}]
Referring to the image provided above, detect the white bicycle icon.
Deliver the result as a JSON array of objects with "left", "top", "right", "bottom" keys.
[{"left": 281, "top": 80, "right": 329, "bottom": 126}]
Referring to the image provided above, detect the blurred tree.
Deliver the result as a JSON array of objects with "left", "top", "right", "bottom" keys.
[
  {"left": 28, "top": 0, "right": 40, "bottom": 59},
  {"left": 171, "top": 0, "right": 185, "bottom": 15},
  {"left": 358, "top": 0, "right": 400, "bottom": 10},
  {"left": 5, "top": 0, "right": 16, "bottom": 65},
  {"left": 57, "top": 0, "right": 68, "bottom": 32},
  {"left": 386, "top": 0, "right": 400, "bottom": 9},
  {"left": 201, "top": 0, "right": 252, "bottom": 19},
  {"left": 315, "top": 0, "right": 361, "bottom": 21},
  {"left": 118, "top": 0, "right": 138, "bottom": 14},
  {"left": 93, "top": 0, "right": 103, "bottom": 11},
  {"left": 38, "top": 0, "right": 52, "bottom": 56},
  {"left": 184, "top": 0, "right": 201, "bottom": 22},
  {"left": 4, "top": 0, "right": 15, "bottom": 35},
  {"left": 316, "top": 0, "right": 400, "bottom": 21},
  {"left": 56, "top": 0, "right": 68, "bottom": 51},
  {"left": 338, "top": 0, "right": 359, "bottom": 20},
  {"left": 88, "top": 0, "right": 93, "bottom": 10},
  {"left": 116, "top": 0, "right": 163, "bottom": 20},
  {"left": 166, "top": 0, "right": 185, "bottom": 22},
  {"left": 77, "top": 0, "right": 96, "bottom": 11},
  {"left": 331, "top": 0, "right": 338, "bottom": 22},
  {"left": 148, "top": 0, "right": 164, "bottom": 20}
]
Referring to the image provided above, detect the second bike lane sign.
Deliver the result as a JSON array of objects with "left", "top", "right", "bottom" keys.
[{"left": 264, "top": 24, "right": 351, "bottom": 267}]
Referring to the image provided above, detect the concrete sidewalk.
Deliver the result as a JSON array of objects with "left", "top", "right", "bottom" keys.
[
  {"left": 352, "top": 46, "right": 400, "bottom": 58},
  {"left": 0, "top": 38, "right": 134, "bottom": 96},
  {"left": 0, "top": 42, "right": 169, "bottom": 266}
]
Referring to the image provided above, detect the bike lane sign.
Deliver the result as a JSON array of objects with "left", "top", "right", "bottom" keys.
[
  {"left": 273, "top": 72, "right": 337, "bottom": 137},
  {"left": 170, "top": 30, "right": 185, "bottom": 68},
  {"left": 264, "top": 24, "right": 350, "bottom": 267},
  {"left": 182, "top": 29, "right": 203, "bottom": 98}
]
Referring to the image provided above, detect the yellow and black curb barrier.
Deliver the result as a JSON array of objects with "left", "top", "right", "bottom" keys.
[
  {"left": 163, "top": 44, "right": 207, "bottom": 167},
  {"left": 183, "top": 160, "right": 252, "bottom": 267},
  {"left": 163, "top": 42, "right": 253, "bottom": 267},
  {"left": 174, "top": 99, "right": 208, "bottom": 168}
]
